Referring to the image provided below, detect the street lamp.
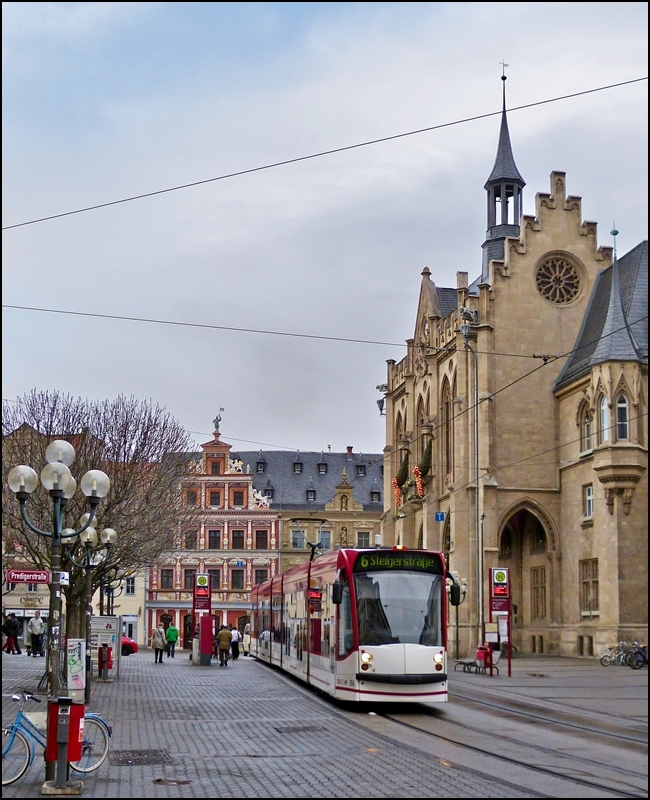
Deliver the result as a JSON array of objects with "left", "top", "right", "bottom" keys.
[
  {"left": 7, "top": 440, "right": 110, "bottom": 786},
  {"left": 65, "top": 522, "right": 118, "bottom": 703}
]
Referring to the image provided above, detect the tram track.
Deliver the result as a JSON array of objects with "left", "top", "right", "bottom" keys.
[
  {"left": 379, "top": 711, "right": 648, "bottom": 799},
  {"left": 448, "top": 688, "right": 648, "bottom": 745}
]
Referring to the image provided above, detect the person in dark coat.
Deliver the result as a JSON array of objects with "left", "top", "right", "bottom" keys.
[
  {"left": 216, "top": 625, "right": 232, "bottom": 667},
  {"left": 3, "top": 613, "right": 22, "bottom": 654}
]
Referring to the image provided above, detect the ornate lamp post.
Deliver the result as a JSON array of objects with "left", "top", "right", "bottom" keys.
[
  {"left": 7, "top": 440, "right": 110, "bottom": 785},
  {"left": 65, "top": 522, "right": 118, "bottom": 703}
]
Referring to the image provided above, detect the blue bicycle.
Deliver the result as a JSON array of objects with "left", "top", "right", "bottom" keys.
[{"left": 2, "top": 691, "right": 112, "bottom": 785}]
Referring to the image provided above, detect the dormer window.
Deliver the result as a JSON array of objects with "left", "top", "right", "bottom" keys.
[
  {"left": 264, "top": 488, "right": 274, "bottom": 499},
  {"left": 293, "top": 462, "right": 303, "bottom": 474},
  {"left": 256, "top": 461, "right": 266, "bottom": 473},
  {"left": 306, "top": 489, "right": 316, "bottom": 501},
  {"left": 356, "top": 465, "right": 366, "bottom": 476},
  {"left": 371, "top": 490, "right": 381, "bottom": 502},
  {"left": 317, "top": 462, "right": 327, "bottom": 474}
]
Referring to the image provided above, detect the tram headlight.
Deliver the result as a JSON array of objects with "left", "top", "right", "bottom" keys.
[
  {"left": 360, "top": 651, "right": 373, "bottom": 664},
  {"left": 433, "top": 652, "right": 444, "bottom": 665}
]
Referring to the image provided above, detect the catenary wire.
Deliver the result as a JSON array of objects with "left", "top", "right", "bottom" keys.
[{"left": 2, "top": 77, "right": 646, "bottom": 231}]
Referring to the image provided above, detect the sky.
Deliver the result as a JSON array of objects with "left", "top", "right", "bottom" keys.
[{"left": 2, "top": 2, "right": 648, "bottom": 455}]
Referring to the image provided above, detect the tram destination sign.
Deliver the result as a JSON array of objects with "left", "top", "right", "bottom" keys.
[
  {"left": 7, "top": 569, "right": 50, "bottom": 584},
  {"left": 354, "top": 552, "right": 443, "bottom": 574}
]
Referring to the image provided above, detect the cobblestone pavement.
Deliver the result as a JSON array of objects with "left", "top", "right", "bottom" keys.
[{"left": 2, "top": 650, "right": 539, "bottom": 798}]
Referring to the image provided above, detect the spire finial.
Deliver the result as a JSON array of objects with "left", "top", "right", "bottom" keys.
[
  {"left": 611, "top": 223, "right": 619, "bottom": 259},
  {"left": 500, "top": 61, "right": 509, "bottom": 109}
]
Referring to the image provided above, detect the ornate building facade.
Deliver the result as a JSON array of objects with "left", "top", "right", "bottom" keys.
[
  {"left": 380, "top": 81, "right": 647, "bottom": 658},
  {"left": 146, "top": 418, "right": 280, "bottom": 648}
]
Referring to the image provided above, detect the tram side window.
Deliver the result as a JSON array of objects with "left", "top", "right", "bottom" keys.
[{"left": 337, "top": 576, "right": 354, "bottom": 656}]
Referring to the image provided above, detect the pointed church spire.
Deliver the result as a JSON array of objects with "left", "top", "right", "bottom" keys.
[
  {"left": 485, "top": 72, "right": 525, "bottom": 186},
  {"left": 592, "top": 250, "right": 641, "bottom": 364},
  {"left": 481, "top": 69, "right": 526, "bottom": 280}
]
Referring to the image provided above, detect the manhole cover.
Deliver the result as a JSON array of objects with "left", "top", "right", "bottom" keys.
[
  {"left": 274, "top": 725, "right": 325, "bottom": 734},
  {"left": 110, "top": 749, "right": 175, "bottom": 766}
]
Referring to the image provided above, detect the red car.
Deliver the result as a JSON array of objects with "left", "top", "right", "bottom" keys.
[{"left": 121, "top": 635, "right": 138, "bottom": 656}]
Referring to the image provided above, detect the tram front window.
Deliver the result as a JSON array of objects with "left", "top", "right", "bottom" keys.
[{"left": 355, "top": 571, "right": 442, "bottom": 646}]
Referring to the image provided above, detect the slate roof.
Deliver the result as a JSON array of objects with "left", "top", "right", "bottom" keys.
[
  {"left": 230, "top": 450, "right": 384, "bottom": 513},
  {"left": 437, "top": 287, "right": 459, "bottom": 319},
  {"left": 554, "top": 240, "right": 648, "bottom": 390}
]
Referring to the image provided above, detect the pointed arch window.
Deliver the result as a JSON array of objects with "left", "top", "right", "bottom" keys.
[
  {"left": 598, "top": 395, "right": 609, "bottom": 444},
  {"left": 580, "top": 404, "right": 593, "bottom": 453},
  {"left": 616, "top": 394, "right": 629, "bottom": 441}
]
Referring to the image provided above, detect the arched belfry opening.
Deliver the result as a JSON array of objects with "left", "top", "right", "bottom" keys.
[{"left": 498, "top": 507, "right": 554, "bottom": 653}]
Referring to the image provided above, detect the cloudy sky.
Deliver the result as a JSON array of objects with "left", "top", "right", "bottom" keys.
[{"left": 2, "top": 2, "right": 647, "bottom": 455}]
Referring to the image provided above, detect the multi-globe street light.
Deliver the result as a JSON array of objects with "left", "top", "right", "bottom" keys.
[
  {"left": 65, "top": 520, "right": 118, "bottom": 703},
  {"left": 7, "top": 439, "right": 110, "bottom": 784}
]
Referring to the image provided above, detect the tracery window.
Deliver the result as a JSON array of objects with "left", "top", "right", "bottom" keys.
[
  {"left": 580, "top": 405, "right": 593, "bottom": 452},
  {"left": 598, "top": 395, "right": 609, "bottom": 444},
  {"left": 442, "top": 381, "right": 453, "bottom": 476},
  {"left": 535, "top": 255, "right": 581, "bottom": 304},
  {"left": 616, "top": 394, "right": 629, "bottom": 441}
]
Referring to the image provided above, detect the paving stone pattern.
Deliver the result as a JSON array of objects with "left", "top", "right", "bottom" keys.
[{"left": 2, "top": 652, "right": 532, "bottom": 798}]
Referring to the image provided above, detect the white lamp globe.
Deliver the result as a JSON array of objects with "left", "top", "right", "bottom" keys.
[
  {"left": 79, "top": 527, "right": 98, "bottom": 547},
  {"left": 45, "top": 440, "right": 76, "bottom": 467},
  {"left": 40, "top": 462, "right": 72, "bottom": 492},
  {"left": 100, "top": 528, "right": 117, "bottom": 546},
  {"left": 8, "top": 465, "right": 39, "bottom": 494},
  {"left": 80, "top": 470, "right": 110, "bottom": 498}
]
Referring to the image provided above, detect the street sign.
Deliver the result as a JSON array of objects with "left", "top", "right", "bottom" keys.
[
  {"left": 6, "top": 569, "right": 50, "bottom": 584},
  {"left": 435, "top": 512, "right": 445, "bottom": 522}
]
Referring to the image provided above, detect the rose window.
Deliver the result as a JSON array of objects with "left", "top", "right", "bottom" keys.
[{"left": 535, "top": 256, "right": 581, "bottom": 304}]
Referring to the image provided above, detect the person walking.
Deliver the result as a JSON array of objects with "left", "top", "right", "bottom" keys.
[
  {"left": 230, "top": 624, "right": 241, "bottom": 661},
  {"left": 27, "top": 611, "right": 45, "bottom": 657},
  {"left": 3, "top": 613, "right": 22, "bottom": 655},
  {"left": 151, "top": 622, "right": 166, "bottom": 664},
  {"left": 165, "top": 622, "right": 179, "bottom": 658},
  {"left": 216, "top": 625, "right": 232, "bottom": 667}
]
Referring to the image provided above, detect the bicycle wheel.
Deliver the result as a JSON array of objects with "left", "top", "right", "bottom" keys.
[
  {"left": 629, "top": 652, "right": 646, "bottom": 670},
  {"left": 2, "top": 728, "right": 31, "bottom": 786},
  {"left": 69, "top": 717, "right": 109, "bottom": 774},
  {"left": 600, "top": 653, "right": 612, "bottom": 666}
]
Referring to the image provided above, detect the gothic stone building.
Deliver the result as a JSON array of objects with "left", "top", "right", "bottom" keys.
[{"left": 381, "top": 87, "right": 647, "bottom": 659}]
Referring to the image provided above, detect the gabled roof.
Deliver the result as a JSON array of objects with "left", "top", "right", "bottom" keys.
[{"left": 554, "top": 240, "right": 648, "bottom": 390}]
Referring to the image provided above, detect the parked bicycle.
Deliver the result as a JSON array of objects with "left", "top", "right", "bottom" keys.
[
  {"left": 600, "top": 641, "right": 631, "bottom": 666},
  {"left": 627, "top": 643, "right": 648, "bottom": 670},
  {"left": 2, "top": 691, "right": 112, "bottom": 786}
]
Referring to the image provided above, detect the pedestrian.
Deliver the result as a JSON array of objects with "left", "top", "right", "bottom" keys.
[
  {"left": 27, "top": 611, "right": 45, "bottom": 657},
  {"left": 165, "top": 621, "right": 179, "bottom": 658},
  {"left": 230, "top": 625, "right": 241, "bottom": 661},
  {"left": 216, "top": 625, "right": 232, "bottom": 667},
  {"left": 2, "top": 613, "right": 22, "bottom": 655},
  {"left": 151, "top": 622, "right": 166, "bottom": 664}
]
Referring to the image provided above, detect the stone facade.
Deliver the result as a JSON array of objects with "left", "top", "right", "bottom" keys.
[{"left": 380, "top": 97, "right": 647, "bottom": 658}]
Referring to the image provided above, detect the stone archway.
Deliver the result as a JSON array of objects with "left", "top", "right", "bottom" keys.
[{"left": 498, "top": 505, "right": 556, "bottom": 654}]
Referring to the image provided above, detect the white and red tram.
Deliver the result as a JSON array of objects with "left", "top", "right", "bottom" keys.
[{"left": 250, "top": 547, "right": 462, "bottom": 703}]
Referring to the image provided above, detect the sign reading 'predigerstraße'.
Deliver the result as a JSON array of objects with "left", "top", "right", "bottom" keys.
[{"left": 7, "top": 569, "right": 50, "bottom": 584}]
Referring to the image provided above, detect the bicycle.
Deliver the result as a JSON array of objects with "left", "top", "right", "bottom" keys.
[
  {"left": 600, "top": 641, "right": 630, "bottom": 666},
  {"left": 627, "top": 643, "right": 648, "bottom": 670},
  {"left": 2, "top": 691, "right": 112, "bottom": 785},
  {"left": 499, "top": 641, "right": 518, "bottom": 658}
]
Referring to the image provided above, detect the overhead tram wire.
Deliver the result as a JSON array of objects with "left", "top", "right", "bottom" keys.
[{"left": 2, "top": 77, "right": 646, "bottom": 231}]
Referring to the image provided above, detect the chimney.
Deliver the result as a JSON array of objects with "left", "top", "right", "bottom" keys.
[{"left": 347, "top": 446, "right": 353, "bottom": 458}]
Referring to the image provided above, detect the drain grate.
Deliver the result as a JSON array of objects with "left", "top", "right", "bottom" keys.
[
  {"left": 274, "top": 725, "right": 325, "bottom": 734},
  {"left": 110, "top": 749, "right": 175, "bottom": 766}
]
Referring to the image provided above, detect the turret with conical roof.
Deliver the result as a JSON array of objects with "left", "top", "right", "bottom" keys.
[{"left": 481, "top": 74, "right": 526, "bottom": 279}]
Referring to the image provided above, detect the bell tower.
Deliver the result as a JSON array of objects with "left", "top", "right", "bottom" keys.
[{"left": 481, "top": 71, "right": 526, "bottom": 280}]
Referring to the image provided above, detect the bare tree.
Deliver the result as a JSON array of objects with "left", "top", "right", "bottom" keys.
[{"left": 2, "top": 390, "right": 198, "bottom": 638}]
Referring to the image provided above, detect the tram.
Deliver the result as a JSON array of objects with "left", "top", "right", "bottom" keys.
[{"left": 250, "top": 547, "right": 462, "bottom": 703}]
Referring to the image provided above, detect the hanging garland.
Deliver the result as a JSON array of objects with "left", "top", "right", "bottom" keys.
[
  {"left": 391, "top": 476, "right": 402, "bottom": 508},
  {"left": 413, "top": 466, "right": 424, "bottom": 498}
]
